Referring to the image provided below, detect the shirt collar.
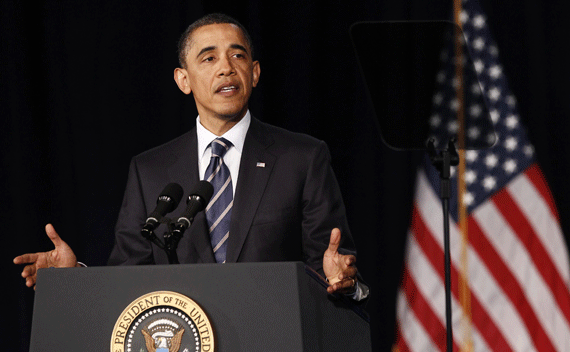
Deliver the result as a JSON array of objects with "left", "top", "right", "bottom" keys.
[{"left": 196, "top": 110, "right": 251, "bottom": 157}]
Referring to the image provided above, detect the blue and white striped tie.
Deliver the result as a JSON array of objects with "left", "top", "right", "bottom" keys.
[{"left": 204, "top": 137, "right": 233, "bottom": 263}]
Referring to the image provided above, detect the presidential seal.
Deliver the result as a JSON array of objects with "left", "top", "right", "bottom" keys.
[{"left": 111, "top": 291, "right": 214, "bottom": 352}]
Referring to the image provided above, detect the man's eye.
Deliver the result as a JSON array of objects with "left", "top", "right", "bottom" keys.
[{"left": 203, "top": 56, "right": 214, "bottom": 62}]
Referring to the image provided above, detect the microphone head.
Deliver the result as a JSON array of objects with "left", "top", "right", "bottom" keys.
[
  {"left": 158, "top": 182, "right": 184, "bottom": 212},
  {"left": 188, "top": 181, "right": 214, "bottom": 208}
]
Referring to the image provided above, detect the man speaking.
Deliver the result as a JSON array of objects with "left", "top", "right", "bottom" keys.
[{"left": 14, "top": 13, "right": 368, "bottom": 300}]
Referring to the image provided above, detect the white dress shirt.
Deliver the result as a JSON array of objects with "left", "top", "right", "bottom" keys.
[{"left": 196, "top": 111, "right": 251, "bottom": 197}]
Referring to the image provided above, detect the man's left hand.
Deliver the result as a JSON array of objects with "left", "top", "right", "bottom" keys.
[{"left": 323, "top": 228, "right": 358, "bottom": 294}]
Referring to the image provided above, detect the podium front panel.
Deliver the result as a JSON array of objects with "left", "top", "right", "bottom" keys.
[{"left": 30, "top": 262, "right": 371, "bottom": 351}]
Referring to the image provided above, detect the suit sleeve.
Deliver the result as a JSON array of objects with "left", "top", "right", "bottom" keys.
[
  {"left": 107, "top": 157, "right": 155, "bottom": 265},
  {"left": 301, "top": 141, "right": 357, "bottom": 275}
]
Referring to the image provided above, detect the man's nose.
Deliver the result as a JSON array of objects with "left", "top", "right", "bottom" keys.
[{"left": 218, "top": 56, "right": 235, "bottom": 76}]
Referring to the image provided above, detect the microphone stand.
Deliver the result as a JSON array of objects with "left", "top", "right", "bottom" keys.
[
  {"left": 141, "top": 226, "right": 166, "bottom": 251},
  {"left": 141, "top": 218, "right": 181, "bottom": 265},
  {"left": 163, "top": 222, "right": 180, "bottom": 265},
  {"left": 427, "top": 139, "right": 459, "bottom": 352}
]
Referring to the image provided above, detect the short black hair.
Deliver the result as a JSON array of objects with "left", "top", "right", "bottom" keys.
[{"left": 177, "top": 13, "right": 254, "bottom": 68}]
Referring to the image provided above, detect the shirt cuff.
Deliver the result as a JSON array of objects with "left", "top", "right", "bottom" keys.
[{"left": 348, "top": 281, "right": 370, "bottom": 301}]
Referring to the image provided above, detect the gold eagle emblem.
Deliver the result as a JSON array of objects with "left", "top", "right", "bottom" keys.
[{"left": 141, "top": 319, "right": 185, "bottom": 352}]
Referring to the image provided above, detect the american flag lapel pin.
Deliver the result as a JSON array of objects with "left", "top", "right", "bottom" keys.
[{"left": 256, "top": 162, "right": 265, "bottom": 168}]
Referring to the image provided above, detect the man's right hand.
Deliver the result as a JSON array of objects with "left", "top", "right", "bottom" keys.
[{"left": 13, "top": 223, "right": 79, "bottom": 289}]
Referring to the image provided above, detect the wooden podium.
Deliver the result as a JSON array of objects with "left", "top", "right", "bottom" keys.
[{"left": 30, "top": 262, "right": 371, "bottom": 351}]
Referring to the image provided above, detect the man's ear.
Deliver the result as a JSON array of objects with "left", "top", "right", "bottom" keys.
[
  {"left": 174, "top": 68, "right": 192, "bottom": 95},
  {"left": 252, "top": 60, "right": 261, "bottom": 87}
]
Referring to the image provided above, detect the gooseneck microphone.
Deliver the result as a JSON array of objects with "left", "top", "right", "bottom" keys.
[
  {"left": 144, "top": 182, "right": 184, "bottom": 230},
  {"left": 164, "top": 181, "right": 213, "bottom": 264},
  {"left": 174, "top": 180, "right": 214, "bottom": 234},
  {"left": 141, "top": 183, "right": 184, "bottom": 239},
  {"left": 140, "top": 181, "right": 212, "bottom": 264}
]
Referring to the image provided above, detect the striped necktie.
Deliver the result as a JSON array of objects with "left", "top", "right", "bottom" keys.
[{"left": 204, "top": 137, "right": 233, "bottom": 263}]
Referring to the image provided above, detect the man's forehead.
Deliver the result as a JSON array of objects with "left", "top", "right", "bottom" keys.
[{"left": 188, "top": 23, "right": 249, "bottom": 54}]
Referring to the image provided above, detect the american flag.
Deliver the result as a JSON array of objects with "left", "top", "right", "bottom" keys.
[{"left": 394, "top": 0, "right": 570, "bottom": 351}]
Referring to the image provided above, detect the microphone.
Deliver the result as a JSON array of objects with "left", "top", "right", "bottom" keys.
[
  {"left": 161, "top": 181, "right": 213, "bottom": 265},
  {"left": 142, "top": 183, "right": 184, "bottom": 233},
  {"left": 173, "top": 181, "right": 214, "bottom": 235}
]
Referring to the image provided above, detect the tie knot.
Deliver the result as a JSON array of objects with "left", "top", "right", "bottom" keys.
[{"left": 210, "top": 137, "right": 232, "bottom": 158}]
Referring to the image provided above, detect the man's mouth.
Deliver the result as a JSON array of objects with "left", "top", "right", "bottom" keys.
[{"left": 217, "top": 85, "right": 238, "bottom": 93}]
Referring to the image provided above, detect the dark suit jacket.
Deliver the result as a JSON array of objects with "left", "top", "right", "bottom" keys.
[{"left": 108, "top": 117, "right": 357, "bottom": 274}]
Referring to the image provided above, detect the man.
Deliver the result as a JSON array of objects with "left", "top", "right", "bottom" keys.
[{"left": 14, "top": 13, "right": 367, "bottom": 299}]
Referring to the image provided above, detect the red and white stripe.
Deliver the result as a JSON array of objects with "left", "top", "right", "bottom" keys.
[{"left": 396, "top": 164, "right": 570, "bottom": 351}]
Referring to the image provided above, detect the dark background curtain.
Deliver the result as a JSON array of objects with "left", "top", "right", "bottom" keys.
[{"left": 3, "top": 1, "right": 569, "bottom": 351}]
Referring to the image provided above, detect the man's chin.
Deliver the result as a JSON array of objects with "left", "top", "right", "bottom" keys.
[{"left": 216, "top": 108, "right": 248, "bottom": 121}]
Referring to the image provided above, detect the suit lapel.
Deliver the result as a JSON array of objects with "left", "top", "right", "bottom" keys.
[
  {"left": 166, "top": 128, "right": 216, "bottom": 263},
  {"left": 226, "top": 118, "right": 276, "bottom": 263}
]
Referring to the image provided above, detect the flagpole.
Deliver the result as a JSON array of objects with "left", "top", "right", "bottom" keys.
[{"left": 453, "top": 0, "right": 474, "bottom": 351}]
